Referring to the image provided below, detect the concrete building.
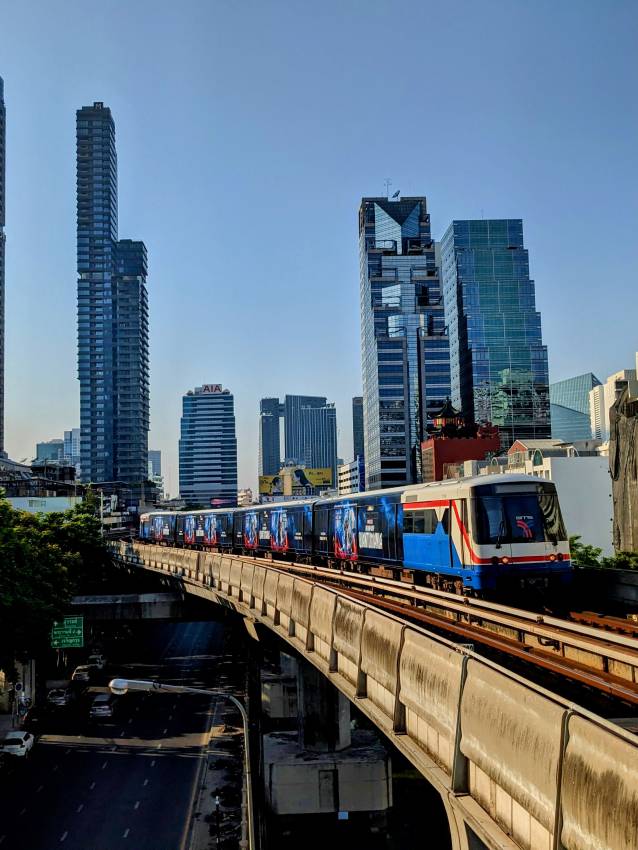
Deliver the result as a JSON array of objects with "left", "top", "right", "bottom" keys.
[
  {"left": 360, "top": 196, "right": 450, "bottom": 489},
  {"left": 589, "top": 359, "right": 638, "bottom": 441},
  {"left": 179, "top": 384, "right": 237, "bottom": 507},
  {"left": 337, "top": 456, "right": 365, "bottom": 495},
  {"left": 237, "top": 487, "right": 254, "bottom": 506},
  {"left": 441, "top": 219, "right": 551, "bottom": 449},
  {"left": 550, "top": 372, "right": 600, "bottom": 443},
  {"left": 352, "top": 395, "right": 364, "bottom": 462},
  {"left": 77, "top": 102, "right": 149, "bottom": 484}
]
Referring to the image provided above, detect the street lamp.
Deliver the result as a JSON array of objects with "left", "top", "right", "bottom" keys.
[{"left": 109, "top": 678, "right": 254, "bottom": 850}]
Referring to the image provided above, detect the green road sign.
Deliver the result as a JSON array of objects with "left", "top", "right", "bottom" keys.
[{"left": 50, "top": 616, "right": 84, "bottom": 649}]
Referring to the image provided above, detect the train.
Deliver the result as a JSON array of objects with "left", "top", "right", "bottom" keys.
[{"left": 139, "top": 474, "right": 572, "bottom": 599}]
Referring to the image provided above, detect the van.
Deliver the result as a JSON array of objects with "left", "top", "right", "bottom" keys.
[{"left": 89, "top": 693, "right": 117, "bottom": 719}]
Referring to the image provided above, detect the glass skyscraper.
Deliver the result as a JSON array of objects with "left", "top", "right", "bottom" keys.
[
  {"left": 179, "top": 385, "right": 237, "bottom": 506},
  {"left": 441, "top": 219, "right": 550, "bottom": 448},
  {"left": 0, "top": 78, "right": 6, "bottom": 456},
  {"left": 352, "top": 396, "right": 364, "bottom": 461},
  {"left": 258, "top": 397, "right": 282, "bottom": 476},
  {"left": 360, "top": 196, "right": 450, "bottom": 489},
  {"left": 77, "top": 102, "right": 149, "bottom": 483},
  {"left": 550, "top": 372, "right": 600, "bottom": 443},
  {"left": 283, "top": 394, "right": 338, "bottom": 485}
]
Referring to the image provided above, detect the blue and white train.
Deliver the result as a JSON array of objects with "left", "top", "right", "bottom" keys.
[{"left": 140, "top": 474, "right": 572, "bottom": 598}]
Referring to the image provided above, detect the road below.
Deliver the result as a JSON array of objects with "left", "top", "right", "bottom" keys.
[{"left": 0, "top": 620, "right": 241, "bottom": 850}]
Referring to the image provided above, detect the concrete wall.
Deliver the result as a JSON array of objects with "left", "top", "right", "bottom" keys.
[{"left": 113, "top": 543, "right": 638, "bottom": 850}]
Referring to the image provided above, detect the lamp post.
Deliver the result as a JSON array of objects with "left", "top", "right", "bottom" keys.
[{"left": 109, "top": 678, "right": 254, "bottom": 850}]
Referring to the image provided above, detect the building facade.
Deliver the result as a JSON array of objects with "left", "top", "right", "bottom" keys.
[
  {"left": 0, "top": 78, "right": 5, "bottom": 456},
  {"left": 179, "top": 384, "right": 237, "bottom": 506},
  {"left": 359, "top": 196, "right": 450, "bottom": 490},
  {"left": 337, "top": 456, "right": 365, "bottom": 495},
  {"left": 77, "top": 102, "right": 149, "bottom": 484},
  {"left": 258, "top": 397, "right": 282, "bottom": 476},
  {"left": 550, "top": 373, "right": 600, "bottom": 443},
  {"left": 589, "top": 362, "right": 638, "bottom": 442},
  {"left": 441, "top": 219, "right": 550, "bottom": 449},
  {"left": 35, "top": 439, "right": 64, "bottom": 463},
  {"left": 352, "top": 396, "right": 364, "bottom": 461}
]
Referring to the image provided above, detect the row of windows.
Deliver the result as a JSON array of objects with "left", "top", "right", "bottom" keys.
[{"left": 404, "top": 508, "right": 449, "bottom": 534}]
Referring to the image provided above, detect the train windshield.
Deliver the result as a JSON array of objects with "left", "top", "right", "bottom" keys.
[{"left": 473, "top": 484, "right": 566, "bottom": 545}]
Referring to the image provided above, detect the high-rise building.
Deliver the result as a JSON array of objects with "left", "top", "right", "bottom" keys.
[
  {"left": 77, "top": 102, "right": 149, "bottom": 484},
  {"left": 0, "top": 78, "right": 6, "bottom": 456},
  {"left": 258, "top": 397, "right": 282, "bottom": 476},
  {"left": 359, "top": 196, "right": 450, "bottom": 489},
  {"left": 283, "top": 394, "right": 338, "bottom": 485},
  {"left": 352, "top": 396, "right": 364, "bottom": 461},
  {"left": 63, "top": 428, "right": 81, "bottom": 476},
  {"left": 148, "top": 449, "right": 161, "bottom": 477},
  {"left": 179, "top": 384, "right": 237, "bottom": 506},
  {"left": 550, "top": 373, "right": 600, "bottom": 443},
  {"left": 441, "top": 219, "right": 550, "bottom": 448},
  {"left": 589, "top": 361, "right": 638, "bottom": 441},
  {"left": 35, "top": 439, "right": 64, "bottom": 463}
]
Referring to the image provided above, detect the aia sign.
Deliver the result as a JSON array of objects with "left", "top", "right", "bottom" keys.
[{"left": 202, "top": 384, "right": 223, "bottom": 394}]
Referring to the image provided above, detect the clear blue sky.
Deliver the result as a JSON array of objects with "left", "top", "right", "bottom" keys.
[{"left": 2, "top": 0, "right": 637, "bottom": 495}]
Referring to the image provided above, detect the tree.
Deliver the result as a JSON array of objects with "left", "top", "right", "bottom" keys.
[{"left": 568, "top": 535, "right": 602, "bottom": 567}]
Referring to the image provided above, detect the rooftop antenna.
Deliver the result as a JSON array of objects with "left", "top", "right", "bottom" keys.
[{"left": 384, "top": 178, "right": 392, "bottom": 199}]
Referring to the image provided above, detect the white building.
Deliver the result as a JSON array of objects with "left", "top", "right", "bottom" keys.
[
  {"left": 237, "top": 488, "right": 254, "bottom": 506},
  {"left": 589, "top": 357, "right": 638, "bottom": 441},
  {"left": 338, "top": 458, "right": 364, "bottom": 495}
]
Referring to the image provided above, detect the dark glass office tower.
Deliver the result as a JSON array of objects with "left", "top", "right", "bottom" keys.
[
  {"left": 179, "top": 385, "right": 237, "bottom": 506},
  {"left": 441, "top": 220, "right": 550, "bottom": 448},
  {"left": 352, "top": 396, "right": 364, "bottom": 461},
  {"left": 0, "top": 78, "right": 5, "bottom": 455},
  {"left": 359, "top": 196, "right": 450, "bottom": 489},
  {"left": 283, "top": 394, "right": 338, "bottom": 484},
  {"left": 550, "top": 372, "right": 600, "bottom": 442},
  {"left": 76, "top": 102, "right": 149, "bottom": 483},
  {"left": 258, "top": 397, "right": 282, "bottom": 476}
]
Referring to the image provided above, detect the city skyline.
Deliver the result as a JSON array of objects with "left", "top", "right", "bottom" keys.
[{"left": 1, "top": 2, "right": 636, "bottom": 495}]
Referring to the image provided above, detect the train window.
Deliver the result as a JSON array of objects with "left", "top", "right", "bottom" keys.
[
  {"left": 413, "top": 513, "right": 425, "bottom": 534},
  {"left": 404, "top": 513, "right": 412, "bottom": 533},
  {"left": 423, "top": 510, "right": 438, "bottom": 534},
  {"left": 440, "top": 509, "right": 449, "bottom": 534}
]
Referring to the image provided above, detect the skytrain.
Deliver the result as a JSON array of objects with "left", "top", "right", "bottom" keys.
[{"left": 139, "top": 474, "right": 572, "bottom": 598}]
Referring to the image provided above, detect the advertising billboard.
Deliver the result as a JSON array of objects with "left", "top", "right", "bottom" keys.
[{"left": 259, "top": 467, "right": 333, "bottom": 495}]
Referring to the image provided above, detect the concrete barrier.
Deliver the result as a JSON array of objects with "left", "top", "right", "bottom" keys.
[
  {"left": 291, "top": 579, "right": 313, "bottom": 646},
  {"left": 263, "top": 570, "right": 280, "bottom": 622},
  {"left": 360, "top": 609, "right": 404, "bottom": 722},
  {"left": 560, "top": 715, "right": 638, "bottom": 850},
  {"left": 460, "top": 660, "right": 564, "bottom": 848},
  {"left": 333, "top": 597, "right": 365, "bottom": 692},
  {"left": 219, "top": 558, "right": 232, "bottom": 593},
  {"left": 252, "top": 565, "right": 267, "bottom": 612},
  {"left": 240, "top": 562, "right": 255, "bottom": 604},
  {"left": 399, "top": 629, "right": 465, "bottom": 774},
  {"left": 276, "top": 573, "right": 294, "bottom": 633},
  {"left": 229, "top": 561, "right": 243, "bottom": 598},
  {"left": 308, "top": 585, "right": 337, "bottom": 664}
]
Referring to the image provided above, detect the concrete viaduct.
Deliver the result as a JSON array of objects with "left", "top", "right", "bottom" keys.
[{"left": 111, "top": 541, "right": 638, "bottom": 850}]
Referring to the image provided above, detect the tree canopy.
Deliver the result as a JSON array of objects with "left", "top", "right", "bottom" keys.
[
  {"left": 0, "top": 496, "right": 109, "bottom": 671},
  {"left": 569, "top": 535, "right": 638, "bottom": 570}
]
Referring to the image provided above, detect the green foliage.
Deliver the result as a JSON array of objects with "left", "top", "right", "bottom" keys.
[
  {"left": 569, "top": 534, "right": 638, "bottom": 570},
  {"left": 0, "top": 495, "right": 109, "bottom": 669}
]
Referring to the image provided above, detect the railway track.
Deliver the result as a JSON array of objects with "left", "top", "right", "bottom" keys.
[{"left": 253, "top": 558, "right": 638, "bottom": 707}]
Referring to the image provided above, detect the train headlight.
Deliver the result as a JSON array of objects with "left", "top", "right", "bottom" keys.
[
  {"left": 500, "top": 557, "right": 510, "bottom": 564},
  {"left": 549, "top": 554, "right": 557, "bottom": 562}
]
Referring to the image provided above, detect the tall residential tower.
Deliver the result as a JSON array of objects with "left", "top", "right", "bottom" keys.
[
  {"left": 441, "top": 219, "right": 550, "bottom": 448},
  {"left": 359, "top": 196, "right": 450, "bottom": 489},
  {"left": 76, "top": 102, "right": 149, "bottom": 483}
]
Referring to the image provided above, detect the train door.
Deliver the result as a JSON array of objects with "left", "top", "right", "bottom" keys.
[{"left": 314, "top": 508, "right": 329, "bottom": 557}]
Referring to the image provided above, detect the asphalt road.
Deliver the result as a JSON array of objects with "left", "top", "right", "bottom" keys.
[{"left": 0, "top": 620, "right": 237, "bottom": 850}]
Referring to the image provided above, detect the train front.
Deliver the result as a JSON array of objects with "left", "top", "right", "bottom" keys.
[{"left": 467, "top": 477, "right": 572, "bottom": 597}]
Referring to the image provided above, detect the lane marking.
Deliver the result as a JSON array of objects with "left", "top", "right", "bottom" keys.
[
  {"left": 123, "top": 828, "right": 130, "bottom": 839},
  {"left": 76, "top": 804, "right": 84, "bottom": 813},
  {"left": 150, "top": 759, "right": 156, "bottom": 767},
  {"left": 143, "top": 778, "right": 149, "bottom": 787},
  {"left": 60, "top": 832, "right": 68, "bottom": 843},
  {"left": 120, "top": 731, "right": 125, "bottom": 737},
  {"left": 89, "top": 781, "right": 96, "bottom": 790},
  {"left": 162, "top": 728, "right": 168, "bottom": 735},
  {"left": 133, "top": 801, "right": 140, "bottom": 810},
  {"left": 101, "top": 761, "right": 107, "bottom": 769}
]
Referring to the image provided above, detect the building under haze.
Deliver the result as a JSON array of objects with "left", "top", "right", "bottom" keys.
[
  {"left": 441, "top": 219, "right": 550, "bottom": 448},
  {"left": 179, "top": 384, "right": 237, "bottom": 506},
  {"left": 0, "top": 78, "right": 5, "bottom": 456},
  {"left": 77, "top": 102, "right": 149, "bottom": 484},
  {"left": 258, "top": 397, "right": 282, "bottom": 476},
  {"left": 359, "top": 196, "right": 450, "bottom": 489},
  {"left": 550, "top": 373, "right": 600, "bottom": 443}
]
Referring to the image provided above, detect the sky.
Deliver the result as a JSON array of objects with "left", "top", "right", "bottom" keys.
[{"left": 1, "top": 0, "right": 637, "bottom": 496}]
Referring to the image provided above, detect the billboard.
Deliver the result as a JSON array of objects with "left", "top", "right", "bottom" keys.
[{"left": 259, "top": 467, "right": 332, "bottom": 495}]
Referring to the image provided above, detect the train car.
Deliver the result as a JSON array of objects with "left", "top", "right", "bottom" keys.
[
  {"left": 232, "top": 500, "right": 315, "bottom": 559},
  {"left": 399, "top": 474, "right": 571, "bottom": 595},
  {"left": 175, "top": 509, "right": 236, "bottom": 549},
  {"left": 144, "top": 511, "right": 177, "bottom": 545}
]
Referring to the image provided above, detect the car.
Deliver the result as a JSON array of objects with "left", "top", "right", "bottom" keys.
[
  {"left": 47, "top": 688, "right": 75, "bottom": 707},
  {"left": 71, "top": 665, "right": 91, "bottom": 683},
  {"left": 89, "top": 693, "right": 118, "bottom": 719},
  {"left": 87, "top": 654, "right": 107, "bottom": 670},
  {"left": 0, "top": 732, "right": 35, "bottom": 757}
]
